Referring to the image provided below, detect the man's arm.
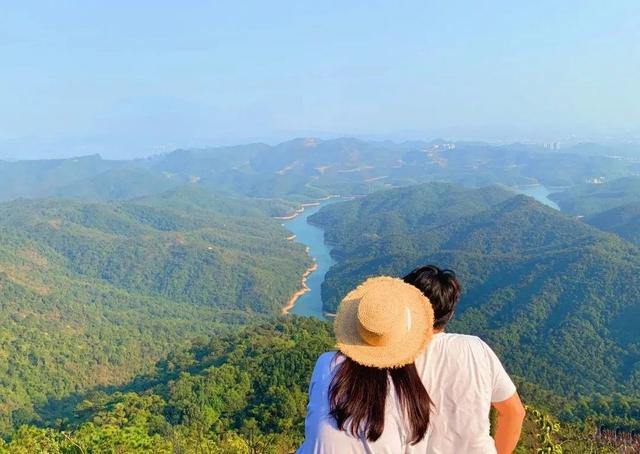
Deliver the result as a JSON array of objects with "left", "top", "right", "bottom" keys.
[{"left": 492, "top": 392, "right": 526, "bottom": 454}]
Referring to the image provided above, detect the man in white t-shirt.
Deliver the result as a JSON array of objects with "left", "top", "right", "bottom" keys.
[{"left": 404, "top": 265, "right": 526, "bottom": 454}]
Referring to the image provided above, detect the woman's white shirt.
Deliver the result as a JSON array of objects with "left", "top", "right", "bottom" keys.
[{"left": 297, "top": 352, "right": 428, "bottom": 454}]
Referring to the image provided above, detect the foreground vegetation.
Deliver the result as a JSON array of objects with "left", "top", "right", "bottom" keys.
[{"left": 0, "top": 318, "right": 628, "bottom": 453}]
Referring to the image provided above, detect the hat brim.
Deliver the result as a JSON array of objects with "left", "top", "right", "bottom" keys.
[{"left": 334, "top": 276, "right": 434, "bottom": 369}]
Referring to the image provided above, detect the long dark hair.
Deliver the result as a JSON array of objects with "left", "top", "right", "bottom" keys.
[{"left": 329, "top": 355, "right": 431, "bottom": 444}]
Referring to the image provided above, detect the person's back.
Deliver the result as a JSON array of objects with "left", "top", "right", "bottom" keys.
[
  {"left": 404, "top": 265, "right": 525, "bottom": 454},
  {"left": 298, "top": 276, "right": 436, "bottom": 454},
  {"left": 415, "top": 333, "right": 516, "bottom": 453},
  {"left": 300, "top": 351, "right": 428, "bottom": 454}
]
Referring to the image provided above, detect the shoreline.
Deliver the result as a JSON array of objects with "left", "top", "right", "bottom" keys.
[
  {"left": 511, "top": 183, "right": 571, "bottom": 192},
  {"left": 279, "top": 194, "right": 346, "bottom": 316},
  {"left": 281, "top": 261, "right": 319, "bottom": 315},
  {"left": 274, "top": 194, "right": 342, "bottom": 221},
  {"left": 274, "top": 206, "right": 305, "bottom": 220}
]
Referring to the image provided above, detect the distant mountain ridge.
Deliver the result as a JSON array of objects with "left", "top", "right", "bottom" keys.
[{"left": 2, "top": 138, "right": 638, "bottom": 202}]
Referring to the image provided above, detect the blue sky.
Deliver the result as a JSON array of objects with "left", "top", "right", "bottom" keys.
[{"left": 1, "top": 1, "right": 639, "bottom": 158}]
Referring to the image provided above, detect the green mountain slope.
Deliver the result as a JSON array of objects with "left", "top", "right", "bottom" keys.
[
  {"left": 51, "top": 167, "right": 187, "bottom": 201},
  {"left": 316, "top": 183, "right": 515, "bottom": 257},
  {"left": 310, "top": 184, "right": 640, "bottom": 405},
  {"left": 0, "top": 155, "right": 123, "bottom": 201},
  {"left": 549, "top": 176, "right": 640, "bottom": 215},
  {"left": 0, "top": 228, "right": 230, "bottom": 435},
  {"left": 585, "top": 202, "right": 640, "bottom": 245},
  {"left": 0, "top": 191, "right": 308, "bottom": 313},
  {"left": 0, "top": 191, "right": 310, "bottom": 435}
]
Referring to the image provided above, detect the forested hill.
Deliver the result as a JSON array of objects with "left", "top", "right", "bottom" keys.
[
  {"left": 0, "top": 186, "right": 307, "bottom": 312},
  {"left": 547, "top": 175, "right": 640, "bottom": 245},
  {"left": 549, "top": 176, "right": 640, "bottom": 215},
  {"left": 0, "top": 187, "right": 310, "bottom": 435},
  {"left": 312, "top": 183, "right": 515, "bottom": 257},
  {"left": 310, "top": 183, "right": 640, "bottom": 420},
  {"left": 585, "top": 202, "right": 640, "bottom": 245}
]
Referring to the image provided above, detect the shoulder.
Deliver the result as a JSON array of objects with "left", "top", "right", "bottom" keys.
[
  {"left": 431, "top": 333, "right": 497, "bottom": 358},
  {"left": 439, "top": 332, "right": 483, "bottom": 342},
  {"left": 440, "top": 334, "right": 509, "bottom": 371},
  {"left": 436, "top": 332, "right": 485, "bottom": 347},
  {"left": 316, "top": 351, "right": 341, "bottom": 368},
  {"left": 311, "top": 351, "right": 342, "bottom": 380}
]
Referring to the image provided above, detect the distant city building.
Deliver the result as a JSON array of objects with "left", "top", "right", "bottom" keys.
[{"left": 430, "top": 143, "right": 456, "bottom": 151}]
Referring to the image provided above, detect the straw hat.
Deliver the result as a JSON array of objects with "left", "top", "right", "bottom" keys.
[{"left": 334, "top": 276, "right": 434, "bottom": 369}]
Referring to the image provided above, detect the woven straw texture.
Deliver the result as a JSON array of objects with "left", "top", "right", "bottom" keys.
[{"left": 334, "top": 276, "right": 434, "bottom": 368}]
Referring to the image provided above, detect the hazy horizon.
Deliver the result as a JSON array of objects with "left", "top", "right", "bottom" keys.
[
  {"left": 2, "top": 1, "right": 639, "bottom": 159},
  {"left": 2, "top": 135, "right": 639, "bottom": 163}
]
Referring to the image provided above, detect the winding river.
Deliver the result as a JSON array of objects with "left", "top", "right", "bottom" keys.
[
  {"left": 281, "top": 185, "right": 560, "bottom": 320},
  {"left": 282, "top": 200, "right": 339, "bottom": 320}
]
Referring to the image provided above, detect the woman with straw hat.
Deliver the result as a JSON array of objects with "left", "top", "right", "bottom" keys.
[{"left": 297, "top": 276, "right": 435, "bottom": 453}]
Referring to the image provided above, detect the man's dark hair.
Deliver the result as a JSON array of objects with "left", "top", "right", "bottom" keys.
[{"left": 403, "top": 265, "right": 462, "bottom": 329}]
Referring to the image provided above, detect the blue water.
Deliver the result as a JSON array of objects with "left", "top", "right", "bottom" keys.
[
  {"left": 283, "top": 200, "right": 339, "bottom": 319},
  {"left": 512, "top": 185, "right": 561, "bottom": 210}
]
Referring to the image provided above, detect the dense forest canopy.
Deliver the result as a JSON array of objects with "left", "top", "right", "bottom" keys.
[
  {"left": 0, "top": 187, "right": 310, "bottom": 436},
  {"left": 585, "top": 202, "right": 640, "bottom": 245},
  {"left": 0, "top": 187, "right": 308, "bottom": 313},
  {"left": 0, "top": 318, "right": 630, "bottom": 453}
]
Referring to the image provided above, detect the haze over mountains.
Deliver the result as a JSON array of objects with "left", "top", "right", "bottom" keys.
[{"left": 1, "top": 138, "right": 639, "bottom": 203}]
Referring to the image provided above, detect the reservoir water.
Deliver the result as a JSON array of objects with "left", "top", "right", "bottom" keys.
[
  {"left": 512, "top": 185, "right": 561, "bottom": 210},
  {"left": 282, "top": 200, "right": 338, "bottom": 319}
]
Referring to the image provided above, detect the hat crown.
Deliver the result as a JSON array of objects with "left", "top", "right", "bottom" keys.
[
  {"left": 334, "top": 276, "right": 434, "bottom": 368},
  {"left": 357, "top": 286, "right": 402, "bottom": 336}
]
